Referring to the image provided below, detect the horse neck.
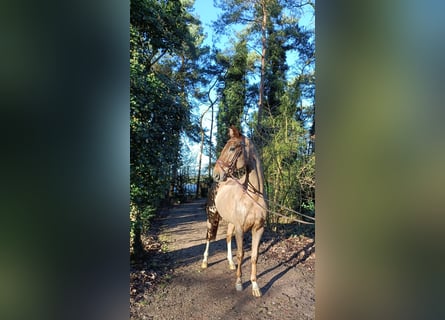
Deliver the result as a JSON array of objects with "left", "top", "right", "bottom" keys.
[{"left": 246, "top": 140, "right": 265, "bottom": 194}]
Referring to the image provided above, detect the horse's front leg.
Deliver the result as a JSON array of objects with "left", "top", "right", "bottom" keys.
[
  {"left": 226, "top": 223, "right": 236, "bottom": 270},
  {"left": 201, "top": 239, "right": 210, "bottom": 269},
  {"left": 250, "top": 226, "right": 264, "bottom": 297},
  {"left": 234, "top": 228, "right": 244, "bottom": 291}
]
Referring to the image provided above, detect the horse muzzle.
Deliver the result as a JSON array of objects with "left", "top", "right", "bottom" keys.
[{"left": 213, "top": 171, "right": 227, "bottom": 182}]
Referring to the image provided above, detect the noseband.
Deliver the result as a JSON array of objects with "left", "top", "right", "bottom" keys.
[{"left": 216, "top": 142, "right": 247, "bottom": 179}]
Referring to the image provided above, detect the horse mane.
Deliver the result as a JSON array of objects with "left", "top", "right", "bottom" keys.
[{"left": 244, "top": 137, "right": 265, "bottom": 195}]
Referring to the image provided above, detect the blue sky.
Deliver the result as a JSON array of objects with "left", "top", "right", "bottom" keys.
[
  {"left": 193, "top": 0, "right": 219, "bottom": 46},
  {"left": 193, "top": 0, "right": 218, "bottom": 25}
]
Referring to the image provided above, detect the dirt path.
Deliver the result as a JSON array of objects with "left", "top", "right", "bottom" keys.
[{"left": 131, "top": 198, "right": 315, "bottom": 320}]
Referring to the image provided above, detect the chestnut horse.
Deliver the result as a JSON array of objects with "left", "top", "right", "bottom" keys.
[{"left": 201, "top": 126, "right": 267, "bottom": 297}]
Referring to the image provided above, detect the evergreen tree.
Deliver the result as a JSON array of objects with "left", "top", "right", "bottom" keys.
[
  {"left": 216, "top": 40, "right": 248, "bottom": 152},
  {"left": 213, "top": 0, "right": 277, "bottom": 126},
  {"left": 130, "top": 0, "right": 204, "bottom": 256}
]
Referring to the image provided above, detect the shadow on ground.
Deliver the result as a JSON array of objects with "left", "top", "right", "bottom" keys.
[{"left": 157, "top": 198, "right": 314, "bottom": 292}]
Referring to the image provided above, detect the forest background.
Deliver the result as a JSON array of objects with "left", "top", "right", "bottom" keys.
[{"left": 130, "top": 0, "right": 315, "bottom": 255}]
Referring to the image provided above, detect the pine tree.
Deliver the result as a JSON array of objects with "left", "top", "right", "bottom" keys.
[{"left": 216, "top": 39, "right": 248, "bottom": 152}]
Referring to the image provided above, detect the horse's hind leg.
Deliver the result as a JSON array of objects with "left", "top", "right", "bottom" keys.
[
  {"left": 202, "top": 204, "right": 220, "bottom": 269},
  {"left": 250, "top": 225, "right": 264, "bottom": 297},
  {"left": 226, "top": 223, "right": 236, "bottom": 270}
]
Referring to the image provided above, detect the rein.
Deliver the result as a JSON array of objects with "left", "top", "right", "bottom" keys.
[{"left": 228, "top": 174, "right": 315, "bottom": 225}]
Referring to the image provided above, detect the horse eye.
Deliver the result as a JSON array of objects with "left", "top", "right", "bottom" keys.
[{"left": 229, "top": 146, "right": 236, "bottom": 152}]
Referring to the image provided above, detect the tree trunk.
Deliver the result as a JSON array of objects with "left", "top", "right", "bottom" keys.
[
  {"left": 196, "top": 78, "right": 219, "bottom": 198},
  {"left": 258, "top": 0, "right": 268, "bottom": 126},
  {"left": 132, "top": 210, "right": 144, "bottom": 257},
  {"left": 196, "top": 109, "right": 210, "bottom": 198},
  {"left": 209, "top": 103, "right": 214, "bottom": 178}
]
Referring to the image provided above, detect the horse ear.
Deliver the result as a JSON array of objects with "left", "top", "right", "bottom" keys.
[{"left": 229, "top": 125, "right": 240, "bottom": 138}]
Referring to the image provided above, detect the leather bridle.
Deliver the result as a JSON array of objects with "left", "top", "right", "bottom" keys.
[{"left": 215, "top": 141, "right": 246, "bottom": 179}]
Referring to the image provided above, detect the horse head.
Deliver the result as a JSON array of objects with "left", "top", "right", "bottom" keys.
[{"left": 213, "top": 125, "right": 248, "bottom": 182}]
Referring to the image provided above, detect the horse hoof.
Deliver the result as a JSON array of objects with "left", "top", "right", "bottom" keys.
[
  {"left": 201, "top": 261, "right": 208, "bottom": 269},
  {"left": 252, "top": 288, "right": 262, "bottom": 297},
  {"left": 251, "top": 281, "right": 262, "bottom": 297},
  {"left": 228, "top": 262, "right": 236, "bottom": 270},
  {"left": 235, "top": 283, "right": 243, "bottom": 291}
]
